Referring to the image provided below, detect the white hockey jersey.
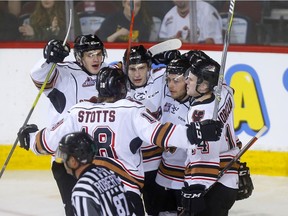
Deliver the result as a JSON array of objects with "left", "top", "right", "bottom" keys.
[
  {"left": 29, "top": 98, "right": 194, "bottom": 194},
  {"left": 159, "top": 0, "right": 223, "bottom": 44},
  {"left": 126, "top": 67, "right": 166, "bottom": 172},
  {"left": 185, "top": 84, "right": 239, "bottom": 189},
  {"left": 30, "top": 59, "right": 105, "bottom": 125},
  {"left": 156, "top": 86, "right": 190, "bottom": 189}
]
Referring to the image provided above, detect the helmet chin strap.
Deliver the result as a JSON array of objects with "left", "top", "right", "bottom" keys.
[
  {"left": 195, "top": 84, "right": 211, "bottom": 99},
  {"left": 65, "top": 160, "right": 82, "bottom": 179}
]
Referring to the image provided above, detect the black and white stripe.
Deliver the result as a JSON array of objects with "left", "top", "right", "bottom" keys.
[{"left": 72, "top": 165, "right": 130, "bottom": 216}]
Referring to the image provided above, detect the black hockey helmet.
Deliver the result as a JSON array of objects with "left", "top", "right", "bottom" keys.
[
  {"left": 181, "top": 50, "right": 211, "bottom": 66},
  {"left": 74, "top": 34, "right": 107, "bottom": 63},
  {"left": 188, "top": 58, "right": 220, "bottom": 91},
  {"left": 123, "top": 45, "right": 152, "bottom": 71},
  {"left": 56, "top": 132, "right": 98, "bottom": 164},
  {"left": 166, "top": 58, "right": 191, "bottom": 76},
  {"left": 96, "top": 66, "right": 127, "bottom": 98}
]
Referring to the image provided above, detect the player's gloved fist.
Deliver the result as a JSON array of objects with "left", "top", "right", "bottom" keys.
[
  {"left": 152, "top": 50, "right": 181, "bottom": 65},
  {"left": 43, "top": 39, "right": 70, "bottom": 63},
  {"left": 17, "top": 124, "right": 38, "bottom": 151},
  {"left": 181, "top": 183, "right": 206, "bottom": 214},
  {"left": 181, "top": 50, "right": 210, "bottom": 65},
  {"left": 186, "top": 119, "right": 223, "bottom": 145}
]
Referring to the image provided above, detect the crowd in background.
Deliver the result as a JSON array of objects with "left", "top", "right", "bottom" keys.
[{"left": 1, "top": 0, "right": 288, "bottom": 45}]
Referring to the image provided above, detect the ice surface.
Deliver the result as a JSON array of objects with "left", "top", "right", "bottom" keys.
[{"left": 0, "top": 171, "right": 287, "bottom": 216}]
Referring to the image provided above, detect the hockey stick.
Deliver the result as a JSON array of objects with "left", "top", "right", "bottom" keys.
[
  {"left": 0, "top": 9, "right": 72, "bottom": 179},
  {"left": 148, "top": 38, "right": 182, "bottom": 56},
  {"left": 124, "top": 0, "right": 135, "bottom": 73},
  {"left": 203, "top": 125, "right": 268, "bottom": 195},
  {"left": 212, "top": 0, "right": 236, "bottom": 120}
]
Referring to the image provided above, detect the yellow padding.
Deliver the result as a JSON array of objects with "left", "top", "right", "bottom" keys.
[
  {"left": 241, "top": 150, "right": 288, "bottom": 177},
  {"left": 0, "top": 145, "right": 51, "bottom": 170},
  {"left": 1, "top": 145, "right": 288, "bottom": 176}
]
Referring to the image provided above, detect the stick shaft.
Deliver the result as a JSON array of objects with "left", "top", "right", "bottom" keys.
[
  {"left": 203, "top": 125, "right": 268, "bottom": 195},
  {"left": 0, "top": 10, "right": 72, "bottom": 179},
  {"left": 213, "top": 0, "right": 236, "bottom": 120},
  {"left": 125, "top": 0, "right": 135, "bottom": 73}
]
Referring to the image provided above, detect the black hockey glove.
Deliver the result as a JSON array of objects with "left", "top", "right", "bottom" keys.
[
  {"left": 181, "top": 50, "right": 210, "bottom": 65},
  {"left": 17, "top": 124, "right": 38, "bottom": 151},
  {"left": 152, "top": 50, "right": 181, "bottom": 65},
  {"left": 186, "top": 120, "right": 223, "bottom": 145},
  {"left": 181, "top": 183, "right": 206, "bottom": 215},
  {"left": 43, "top": 39, "right": 70, "bottom": 63},
  {"left": 236, "top": 162, "right": 254, "bottom": 200}
]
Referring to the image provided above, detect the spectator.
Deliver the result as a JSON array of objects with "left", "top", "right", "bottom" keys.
[
  {"left": 0, "top": 2, "right": 21, "bottom": 41},
  {"left": 97, "top": 0, "right": 152, "bottom": 42},
  {"left": 159, "top": 0, "right": 223, "bottom": 44},
  {"left": 18, "top": 0, "right": 81, "bottom": 41},
  {"left": 7, "top": 0, "right": 22, "bottom": 17}
]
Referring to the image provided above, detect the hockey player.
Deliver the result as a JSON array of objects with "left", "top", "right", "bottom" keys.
[
  {"left": 18, "top": 66, "right": 223, "bottom": 215},
  {"left": 30, "top": 34, "right": 107, "bottom": 215},
  {"left": 123, "top": 45, "right": 181, "bottom": 215},
  {"left": 55, "top": 132, "right": 133, "bottom": 216},
  {"left": 181, "top": 54, "right": 240, "bottom": 216},
  {"left": 154, "top": 57, "right": 191, "bottom": 215}
]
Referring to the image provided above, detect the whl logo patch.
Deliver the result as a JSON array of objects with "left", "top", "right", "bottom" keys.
[{"left": 82, "top": 77, "right": 96, "bottom": 87}]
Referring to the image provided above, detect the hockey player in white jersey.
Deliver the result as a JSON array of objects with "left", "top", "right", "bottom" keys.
[
  {"left": 182, "top": 53, "right": 240, "bottom": 216},
  {"left": 18, "top": 66, "right": 223, "bottom": 215},
  {"left": 123, "top": 45, "right": 182, "bottom": 215},
  {"left": 55, "top": 132, "right": 133, "bottom": 216},
  {"left": 153, "top": 57, "right": 191, "bottom": 215},
  {"left": 30, "top": 34, "right": 107, "bottom": 215}
]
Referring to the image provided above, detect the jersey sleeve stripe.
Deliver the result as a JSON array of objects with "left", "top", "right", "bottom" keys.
[
  {"left": 32, "top": 68, "right": 59, "bottom": 90},
  {"left": 152, "top": 122, "right": 174, "bottom": 148}
]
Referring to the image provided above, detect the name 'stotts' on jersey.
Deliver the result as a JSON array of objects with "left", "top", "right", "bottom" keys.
[
  {"left": 29, "top": 99, "right": 197, "bottom": 183},
  {"left": 72, "top": 165, "right": 131, "bottom": 216}
]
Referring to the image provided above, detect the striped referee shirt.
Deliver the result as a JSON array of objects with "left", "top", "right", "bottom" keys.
[{"left": 72, "top": 164, "right": 131, "bottom": 216}]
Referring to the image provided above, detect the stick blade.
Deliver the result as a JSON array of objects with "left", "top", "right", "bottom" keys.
[{"left": 148, "top": 39, "right": 182, "bottom": 56}]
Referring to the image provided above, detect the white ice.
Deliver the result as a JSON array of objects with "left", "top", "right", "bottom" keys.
[{"left": 0, "top": 171, "right": 287, "bottom": 216}]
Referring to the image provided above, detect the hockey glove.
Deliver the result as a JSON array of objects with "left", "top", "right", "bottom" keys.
[
  {"left": 236, "top": 162, "right": 254, "bottom": 200},
  {"left": 17, "top": 124, "right": 38, "bottom": 151},
  {"left": 43, "top": 39, "right": 70, "bottom": 63},
  {"left": 181, "top": 50, "right": 210, "bottom": 65},
  {"left": 186, "top": 120, "right": 223, "bottom": 145},
  {"left": 152, "top": 50, "right": 181, "bottom": 65},
  {"left": 181, "top": 183, "right": 206, "bottom": 214}
]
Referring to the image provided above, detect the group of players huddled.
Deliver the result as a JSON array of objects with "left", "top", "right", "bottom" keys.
[{"left": 17, "top": 34, "right": 242, "bottom": 216}]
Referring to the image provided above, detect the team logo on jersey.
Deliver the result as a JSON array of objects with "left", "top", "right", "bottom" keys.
[
  {"left": 192, "top": 110, "right": 205, "bottom": 122},
  {"left": 163, "top": 102, "right": 172, "bottom": 112},
  {"left": 82, "top": 77, "right": 96, "bottom": 87},
  {"left": 171, "top": 104, "right": 179, "bottom": 114},
  {"left": 134, "top": 92, "right": 146, "bottom": 101}
]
